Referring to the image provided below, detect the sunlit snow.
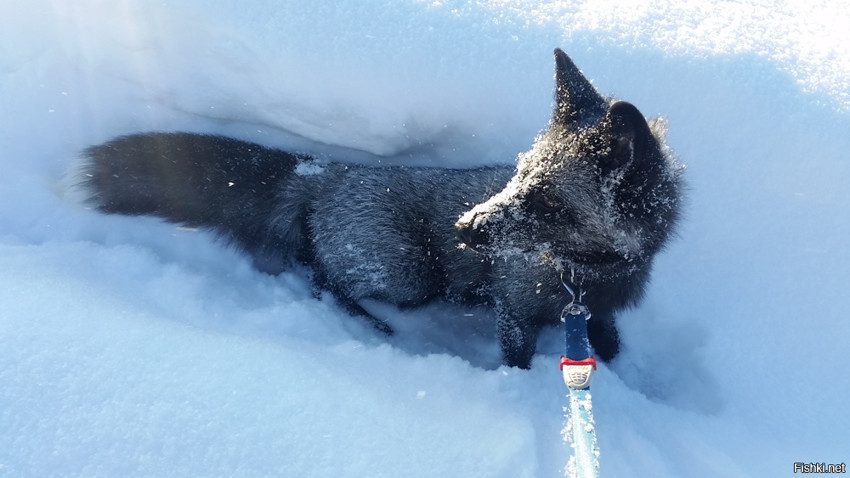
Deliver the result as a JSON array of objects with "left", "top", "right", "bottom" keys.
[{"left": 1, "top": 1, "right": 848, "bottom": 477}]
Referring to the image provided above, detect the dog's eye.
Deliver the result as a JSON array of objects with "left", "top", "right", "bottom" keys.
[{"left": 529, "top": 191, "right": 560, "bottom": 214}]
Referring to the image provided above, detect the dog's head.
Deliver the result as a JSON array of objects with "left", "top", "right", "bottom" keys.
[{"left": 456, "top": 49, "right": 682, "bottom": 283}]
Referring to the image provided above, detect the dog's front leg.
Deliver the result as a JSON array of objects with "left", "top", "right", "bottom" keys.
[{"left": 494, "top": 304, "right": 541, "bottom": 369}]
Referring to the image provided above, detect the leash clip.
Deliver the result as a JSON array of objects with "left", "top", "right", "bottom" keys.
[
  {"left": 559, "top": 270, "right": 594, "bottom": 389},
  {"left": 560, "top": 271, "right": 591, "bottom": 322}
]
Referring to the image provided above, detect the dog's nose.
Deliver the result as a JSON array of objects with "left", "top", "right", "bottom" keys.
[{"left": 455, "top": 220, "right": 488, "bottom": 248}]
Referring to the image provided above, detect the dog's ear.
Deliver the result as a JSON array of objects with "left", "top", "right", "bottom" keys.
[
  {"left": 604, "top": 101, "right": 652, "bottom": 170},
  {"left": 554, "top": 48, "right": 607, "bottom": 129}
]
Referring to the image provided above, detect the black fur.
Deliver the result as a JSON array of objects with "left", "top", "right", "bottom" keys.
[{"left": 78, "top": 49, "right": 682, "bottom": 368}]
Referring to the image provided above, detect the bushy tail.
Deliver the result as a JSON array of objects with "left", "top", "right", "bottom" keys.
[{"left": 81, "top": 132, "right": 310, "bottom": 271}]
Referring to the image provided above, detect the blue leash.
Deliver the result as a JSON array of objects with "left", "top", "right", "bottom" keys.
[{"left": 559, "top": 278, "right": 600, "bottom": 478}]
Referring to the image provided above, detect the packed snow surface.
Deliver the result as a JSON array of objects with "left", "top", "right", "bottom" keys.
[{"left": 1, "top": 1, "right": 848, "bottom": 477}]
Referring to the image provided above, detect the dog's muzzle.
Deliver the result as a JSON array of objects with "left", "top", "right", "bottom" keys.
[{"left": 455, "top": 218, "right": 489, "bottom": 249}]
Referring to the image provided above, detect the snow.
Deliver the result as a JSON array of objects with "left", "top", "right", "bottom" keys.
[{"left": 1, "top": 1, "right": 849, "bottom": 477}]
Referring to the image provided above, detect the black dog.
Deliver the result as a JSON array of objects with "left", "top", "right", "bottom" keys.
[{"left": 79, "top": 49, "right": 683, "bottom": 368}]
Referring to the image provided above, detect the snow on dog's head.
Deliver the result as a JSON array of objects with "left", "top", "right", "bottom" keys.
[{"left": 456, "top": 49, "right": 683, "bottom": 284}]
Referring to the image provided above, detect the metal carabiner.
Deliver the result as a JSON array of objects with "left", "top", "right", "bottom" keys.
[{"left": 559, "top": 270, "right": 591, "bottom": 321}]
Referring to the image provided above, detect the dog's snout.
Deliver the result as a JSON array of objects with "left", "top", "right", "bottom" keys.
[{"left": 456, "top": 219, "right": 488, "bottom": 248}]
